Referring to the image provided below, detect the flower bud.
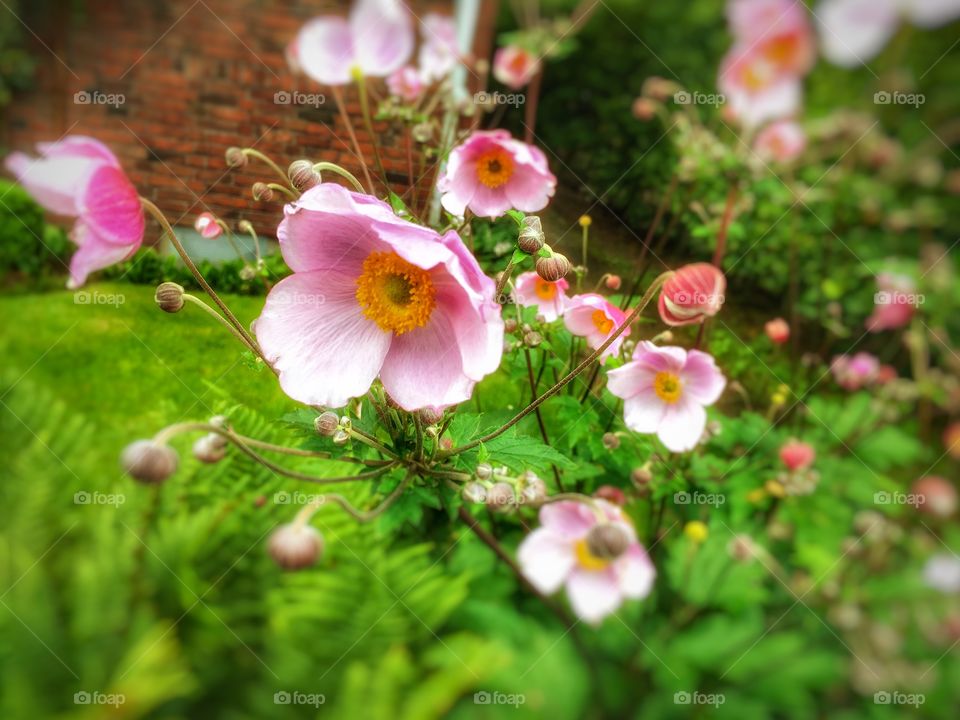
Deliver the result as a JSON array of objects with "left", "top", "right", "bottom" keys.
[
  {"left": 912, "top": 476, "right": 957, "bottom": 518},
  {"left": 585, "top": 523, "right": 630, "bottom": 559},
  {"left": 594, "top": 485, "right": 626, "bottom": 506},
  {"left": 314, "top": 411, "right": 339, "bottom": 437},
  {"left": 193, "top": 434, "right": 227, "bottom": 463},
  {"left": 485, "top": 482, "right": 515, "bottom": 512},
  {"left": 602, "top": 432, "right": 620, "bottom": 450},
  {"left": 727, "top": 534, "right": 756, "bottom": 561},
  {"left": 411, "top": 122, "right": 433, "bottom": 143},
  {"left": 523, "top": 330, "right": 543, "bottom": 347},
  {"left": 209, "top": 415, "right": 229, "bottom": 429},
  {"left": 225, "top": 146, "right": 247, "bottom": 167},
  {"left": 237, "top": 219, "right": 255, "bottom": 234},
  {"left": 504, "top": 318, "right": 518, "bottom": 334},
  {"left": 288, "top": 159, "right": 321, "bottom": 191},
  {"left": 121, "top": 440, "right": 178, "bottom": 484},
  {"left": 462, "top": 482, "right": 487, "bottom": 504},
  {"left": 155, "top": 282, "right": 185, "bottom": 313},
  {"left": 578, "top": 215, "right": 592, "bottom": 228},
  {"left": 418, "top": 406, "right": 444, "bottom": 426},
  {"left": 631, "top": 466, "right": 652, "bottom": 486},
  {"left": 519, "top": 471, "right": 546, "bottom": 506},
  {"left": 517, "top": 216, "right": 545, "bottom": 254},
  {"left": 779, "top": 439, "right": 815, "bottom": 471},
  {"left": 476, "top": 463, "right": 493, "bottom": 480},
  {"left": 535, "top": 253, "right": 571, "bottom": 282},
  {"left": 605, "top": 274, "right": 622, "bottom": 291},
  {"left": 194, "top": 212, "right": 222, "bottom": 239},
  {"left": 239, "top": 265, "right": 257, "bottom": 281},
  {"left": 765, "top": 317, "right": 790, "bottom": 344},
  {"left": 658, "top": 263, "right": 726, "bottom": 326},
  {"left": 632, "top": 97, "right": 658, "bottom": 120},
  {"left": 332, "top": 429, "right": 350, "bottom": 446},
  {"left": 268, "top": 523, "right": 323, "bottom": 570},
  {"left": 252, "top": 182, "right": 274, "bottom": 202}
]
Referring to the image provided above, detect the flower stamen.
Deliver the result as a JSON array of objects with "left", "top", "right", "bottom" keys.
[
  {"left": 476, "top": 148, "right": 515, "bottom": 188},
  {"left": 356, "top": 251, "right": 436, "bottom": 334},
  {"left": 591, "top": 309, "right": 614, "bottom": 335},
  {"left": 654, "top": 371, "right": 682, "bottom": 404}
]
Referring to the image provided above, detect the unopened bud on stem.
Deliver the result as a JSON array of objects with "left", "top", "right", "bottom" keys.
[
  {"left": 155, "top": 282, "right": 185, "bottom": 313},
  {"left": 122, "top": 440, "right": 178, "bottom": 484}
]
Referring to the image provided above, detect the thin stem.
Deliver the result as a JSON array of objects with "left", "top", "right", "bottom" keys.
[
  {"left": 346, "top": 426, "right": 400, "bottom": 460},
  {"left": 266, "top": 182, "right": 297, "bottom": 200},
  {"left": 524, "top": 347, "right": 566, "bottom": 492},
  {"left": 331, "top": 85, "right": 375, "bottom": 193},
  {"left": 356, "top": 73, "right": 389, "bottom": 189},
  {"left": 442, "top": 272, "right": 673, "bottom": 458},
  {"left": 241, "top": 148, "right": 293, "bottom": 189},
  {"left": 142, "top": 198, "right": 262, "bottom": 358},
  {"left": 712, "top": 185, "right": 738, "bottom": 268},
  {"left": 299, "top": 471, "right": 413, "bottom": 523},
  {"left": 182, "top": 294, "right": 267, "bottom": 365},
  {"left": 313, "top": 162, "right": 365, "bottom": 193}
]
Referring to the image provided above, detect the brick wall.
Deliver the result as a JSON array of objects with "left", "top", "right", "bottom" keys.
[{"left": 2, "top": 0, "right": 461, "bottom": 237}]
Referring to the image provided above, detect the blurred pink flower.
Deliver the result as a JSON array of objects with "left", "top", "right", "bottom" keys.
[
  {"left": 437, "top": 130, "right": 556, "bottom": 218},
  {"left": 780, "top": 439, "right": 815, "bottom": 470},
  {"left": 194, "top": 212, "right": 222, "bottom": 239},
  {"left": 658, "top": 263, "right": 726, "bottom": 327},
  {"left": 754, "top": 120, "right": 807, "bottom": 163},
  {"left": 293, "top": 0, "right": 414, "bottom": 86},
  {"left": 728, "top": 0, "right": 815, "bottom": 75},
  {"left": 607, "top": 342, "right": 726, "bottom": 452},
  {"left": 255, "top": 183, "right": 504, "bottom": 410},
  {"left": 830, "top": 352, "right": 880, "bottom": 390},
  {"left": 493, "top": 45, "right": 541, "bottom": 89},
  {"left": 817, "top": 0, "right": 960, "bottom": 67},
  {"left": 765, "top": 317, "right": 790, "bottom": 344},
  {"left": 944, "top": 422, "right": 960, "bottom": 460},
  {"left": 718, "top": 44, "right": 802, "bottom": 127},
  {"left": 418, "top": 13, "right": 460, "bottom": 82},
  {"left": 564, "top": 294, "right": 629, "bottom": 361},
  {"left": 5, "top": 135, "right": 145, "bottom": 288},
  {"left": 387, "top": 66, "right": 425, "bottom": 102},
  {"left": 517, "top": 500, "right": 655, "bottom": 624},
  {"left": 912, "top": 476, "right": 957, "bottom": 518},
  {"left": 866, "top": 273, "right": 916, "bottom": 332},
  {"left": 514, "top": 271, "right": 569, "bottom": 322}
]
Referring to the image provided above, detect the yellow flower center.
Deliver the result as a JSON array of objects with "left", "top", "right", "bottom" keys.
[
  {"left": 592, "top": 309, "right": 613, "bottom": 335},
  {"left": 574, "top": 538, "right": 611, "bottom": 572},
  {"left": 476, "top": 148, "right": 514, "bottom": 188},
  {"left": 654, "top": 371, "right": 682, "bottom": 404},
  {"left": 534, "top": 278, "right": 558, "bottom": 300},
  {"left": 355, "top": 251, "right": 436, "bottom": 335}
]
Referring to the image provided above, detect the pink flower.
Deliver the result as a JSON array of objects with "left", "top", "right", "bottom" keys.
[
  {"left": 517, "top": 500, "right": 655, "bottom": 624},
  {"left": 866, "top": 273, "right": 916, "bottom": 332},
  {"left": 387, "top": 66, "right": 425, "bottom": 102},
  {"left": 564, "top": 294, "right": 629, "bottom": 361},
  {"left": 765, "top": 317, "right": 790, "bottom": 344},
  {"left": 718, "top": 44, "right": 802, "bottom": 127},
  {"left": 754, "top": 120, "right": 806, "bottom": 163},
  {"left": 5, "top": 135, "right": 145, "bottom": 288},
  {"left": 944, "top": 422, "right": 960, "bottom": 460},
  {"left": 658, "top": 263, "right": 726, "bottom": 327},
  {"left": 418, "top": 13, "right": 460, "bottom": 82},
  {"left": 817, "top": 0, "right": 960, "bottom": 67},
  {"left": 293, "top": 0, "right": 414, "bottom": 86},
  {"left": 606, "top": 342, "right": 726, "bottom": 452},
  {"left": 830, "top": 352, "right": 880, "bottom": 390},
  {"left": 513, "top": 271, "right": 569, "bottom": 322},
  {"left": 437, "top": 130, "right": 556, "bottom": 219},
  {"left": 912, "top": 476, "right": 958, "bottom": 518},
  {"left": 780, "top": 439, "right": 815, "bottom": 470},
  {"left": 727, "top": 0, "right": 815, "bottom": 75},
  {"left": 492, "top": 45, "right": 541, "bottom": 90},
  {"left": 924, "top": 553, "right": 960, "bottom": 593},
  {"left": 194, "top": 212, "right": 222, "bottom": 239},
  {"left": 254, "top": 184, "right": 504, "bottom": 411}
]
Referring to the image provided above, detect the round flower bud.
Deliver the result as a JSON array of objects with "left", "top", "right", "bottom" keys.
[
  {"left": 523, "top": 330, "right": 543, "bottom": 347},
  {"left": 578, "top": 215, "right": 592, "bottom": 228},
  {"left": 912, "top": 476, "right": 957, "bottom": 518},
  {"left": 193, "top": 434, "right": 227, "bottom": 463},
  {"left": 631, "top": 466, "right": 652, "bottom": 486},
  {"left": 288, "top": 159, "right": 321, "bottom": 191},
  {"left": 155, "top": 282, "right": 185, "bottom": 313},
  {"left": 476, "top": 463, "right": 493, "bottom": 480},
  {"left": 314, "top": 411, "right": 340, "bottom": 437},
  {"left": 411, "top": 122, "right": 433, "bottom": 143},
  {"left": 209, "top": 414, "right": 229, "bottom": 429},
  {"left": 462, "top": 482, "right": 487, "bottom": 504},
  {"left": 602, "top": 432, "right": 620, "bottom": 450},
  {"left": 237, "top": 219, "right": 255, "bottom": 234},
  {"left": 504, "top": 318, "right": 518, "bottom": 334},
  {"left": 252, "top": 182, "right": 274, "bottom": 202},
  {"left": 418, "top": 406, "right": 444, "bottom": 426},
  {"left": 535, "top": 253, "right": 572, "bottom": 282},
  {"left": 519, "top": 472, "right": 547, "bottom": 506},
  {"left": 485, "top": 482, "right": 515, "bottom": 512},
  {"left": 121, "top": 440, "right": 179, "bottom": 484},
  {"left": 585, "top": 523, "right": 630, "bottom": 559},
  {"left": 594, "top": 485, "right": 626, "bottom": 506},
  {"left": 332, "top": 429, "right": 350, "bottom": 446},
  {"left": 632, "top": 97, "right": 657, "bottom": 121},
  {"left": 517, "top": 216, "right": 545, "bottom": 254},
  {"left": 605, "top": 274, "right": 622, "bottom": 291},
  {"left": 268, "top": 523, "right": 323, "bottom": 570},
  {"left": 225, "top": 146, "right": 247, "bottom": 167}
]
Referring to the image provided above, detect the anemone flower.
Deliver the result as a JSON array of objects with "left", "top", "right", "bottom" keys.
[
  {"left": 493, "top": 45, "right": 541, "bottom": 89},
  {"left": 830, "top": 352, "right": 880, "bottom": 390},
  {"left": 254, "top": 183, "right": 504, "bottom": 411},
  {"left": 418, "top": 12, "right": 460, "bottom": 82},
  {"left": 753, "top": 120, "right": 806, "bottom": 163},
  {"left": 658, "top": 263, "right": 726, "bottom": 327},
  {"left": 606, "top": 342, "right": 726, "bottom": 452},
  {"left": 563, "top": 294, "right": 629, "bottom": 361},
  {"left": 387, "top": 66, "right": 425, "bottom": 102},
  {"left": 293, "top": 0, "right": 414, "bottom": 86},
  {"left": 718, "top": 44, "right": 802, "bottom": 127},
  {"left": 866, "top": 272, "right": 916, "bottom": 332},
  {"left": 780, "top": 439, "right": 815, "bottom": 470},
  {"left": 194, "top": 212, "right": 222, "bottom": 239},
  {"left": 513, "top": 271, "right": 569, "bottom": 322},
  {"left": 5, "top": 135, "right": 145, "bottom": 288},
  {"left": 727, "top": 0, "right": 815, "bottom": 75},
  {"left": 518, "top": 500, "right": 656, "bottom": 624},
  {"left": 437, "top": 130, "right": 556, "bottom": 219}
]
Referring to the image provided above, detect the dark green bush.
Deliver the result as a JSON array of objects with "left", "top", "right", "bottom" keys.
[{"left": 0, "top": 179, "right": 71, "bottom": 282}]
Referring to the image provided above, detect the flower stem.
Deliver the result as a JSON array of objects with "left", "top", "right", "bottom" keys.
[
  {"left": 356, "top": 74, "right": 389, "bottom": 188},
  {"left": 298, "top": 471, "right": 412, "bottom": 524},
  {"left": 330, "top": 84, "right": 376, "bottom": 194},
  {"left": 313, "top": 161, "right": 365, "bottom": 193},
  {"left": 181, "top": 294, "right": 268, "bottom": 366},
  {"left": 241, "top": 148, "right": 293, "bottom": 190},
  {"left": 346, "top": 426, "right": 401, "bottom": 461}
]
